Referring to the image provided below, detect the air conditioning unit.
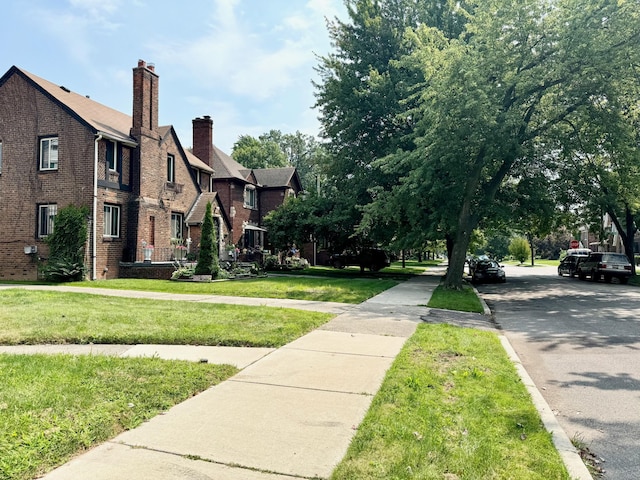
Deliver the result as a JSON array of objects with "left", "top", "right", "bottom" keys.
[{"left": 24, "top": 245, "right": 37, "bottom": 254}]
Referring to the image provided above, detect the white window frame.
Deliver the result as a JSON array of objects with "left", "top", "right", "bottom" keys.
[
  {"left": 171, "top": 212, "right": 184, "bottom": 239},
  {"left": 106, "top": 140, "right": 117, "bottom": 172},
  {"left": 38, "top": 204, "right": 57, "bottom": 238},
  {"left": 167, "top": 154, "right": 176, "bottom": 183},
  {"left": 40, "top": 137, "right": 59, "bottom": 171},
  {"left": 103, "top": 204, "right": 121, "bottom": 238},
  {"left": 244, "top": 185, "right": 257, "bottom": 209}
]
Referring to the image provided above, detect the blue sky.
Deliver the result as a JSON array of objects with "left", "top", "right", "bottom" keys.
[{"left": 1, "top": 0, "right": 347, "bottom": 153}]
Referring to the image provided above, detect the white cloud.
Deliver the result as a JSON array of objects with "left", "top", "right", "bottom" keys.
[{"left": 151, "top": 0, "right": 322, "bottom": 102}]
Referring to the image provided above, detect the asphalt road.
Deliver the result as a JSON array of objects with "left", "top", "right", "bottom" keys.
[{"left": 475, "top": 264, "right": 640, "bottom": 480}]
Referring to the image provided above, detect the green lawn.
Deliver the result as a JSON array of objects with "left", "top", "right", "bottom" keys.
[
  {"left": 331, "top": 324, "right": 570, "bottom": 479},
  {"left": 0, "top": 289, "right": 333, "bottom": 347},
  {"left": 66, "top": 275, "right": 398, "bottom": 304},
  {"left": 0, "top": 354, "right": 237, "bottom": 480},
  {"left": 427, "top": 284, "right": 484, "bottom": 313}
]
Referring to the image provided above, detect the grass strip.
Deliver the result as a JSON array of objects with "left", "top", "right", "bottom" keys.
[
  {"left": 332, "top": 324, "right": 570, "bottom": 480},
  {"left": 0, "top": 354, "right": 237, "bottom": 480},
  {"left": 0, "top": 290, "right": 332, "bottom": 347},
  {"left": 66, "top": 276, "right": 398, "bottom": 304},
  {"left": 427, "top": 284, "right": 484, "bottom": 313}
]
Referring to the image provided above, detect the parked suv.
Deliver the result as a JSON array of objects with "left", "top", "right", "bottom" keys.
[
  {"left": 330, "top": 248, "right": 390, "bottom": 272},
  {"left": 557, "top": 254, "right": 589, "bottom": 278},
  {"left": 576, "top": 252, "right": 633, "bottom": 284}
]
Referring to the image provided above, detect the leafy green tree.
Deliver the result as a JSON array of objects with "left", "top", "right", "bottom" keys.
[
  {"left": 509, "top": 237, "right": 531, "bottom": 265},
  {"left": 315, "top": 0, "right": 469, "bottom": 250},
  {"left": 195, "top": 202, "right": 219, "bottom": 277},
  {"left": 485, "top": 234, "right": 510, "bottom": 262},
  {"left": 263, "top": 193, "right": 359, "bottom": 255},
  {"left": 232, "top": 135, "right": 288, "bottom": 169},
  {"left": 42, "top": 205, "right": 89, "bottom": 282},
  {"left": 360, "top": 0, "right": 640, "bottom": 288}
]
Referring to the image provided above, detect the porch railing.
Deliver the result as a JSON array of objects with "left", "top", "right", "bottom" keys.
[{"left": 138, "top": 247, "right": 191, "bottom": 263}]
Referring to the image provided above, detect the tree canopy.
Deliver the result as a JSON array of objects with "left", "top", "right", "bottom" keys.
[{"left": 314, "top": 0, "right": 640, "bottom": 287}]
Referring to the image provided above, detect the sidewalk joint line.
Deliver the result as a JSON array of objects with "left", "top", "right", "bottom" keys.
[{"left": 228, "top": 378, "right": 373, "bottom": 396}]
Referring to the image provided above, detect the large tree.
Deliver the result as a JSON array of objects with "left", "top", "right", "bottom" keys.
[
  {"left": 320, "top": 0, "right": 640, "bottom": 288},
  {"left": 315, "top": 0, "right": 471, "bottom": 249},
  {"left": 231, "top": 134, "right": 288, "bottom": 169}
]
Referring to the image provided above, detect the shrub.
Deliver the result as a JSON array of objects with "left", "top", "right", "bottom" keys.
[
  {"left": 509, "top": 237, "right": 531, "bottom": 264},
  {"left": 42, "top": 205, "right": 89, "bottom": 282},
  {"left": 194, "top": 202, "right": 219, "bottom": 277}
]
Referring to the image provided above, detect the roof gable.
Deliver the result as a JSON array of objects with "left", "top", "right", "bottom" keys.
[
  {"left": 4, "top": 66, "right": 137, "bottom": 146},
  {"left": 212, "top": 145, "right": 252, "bottom": 182},
  {"left": 253, "top": 167, "right": 299, "bottom": 189}
]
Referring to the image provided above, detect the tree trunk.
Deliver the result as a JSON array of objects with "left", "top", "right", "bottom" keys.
[{"left": 444, "top": 204, "right": 478, "bottom": 289}]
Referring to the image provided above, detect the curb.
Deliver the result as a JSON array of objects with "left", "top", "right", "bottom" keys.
[
  {"left": 472, "top": 285, "right": 591, "bottom": 479},
  {"left": 499, "top": 337, "right": 592, "bottom": 480}
]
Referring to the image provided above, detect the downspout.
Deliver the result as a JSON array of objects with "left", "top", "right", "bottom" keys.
[{"left": 93, "top": 134, "right": 103, "bottom": 280}]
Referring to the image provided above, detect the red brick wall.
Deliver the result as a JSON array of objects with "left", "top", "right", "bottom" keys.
[{"left": 0, "top": 72, "right": 95, "bottom": 280}]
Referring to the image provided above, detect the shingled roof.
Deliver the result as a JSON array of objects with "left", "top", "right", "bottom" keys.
[
  {"left": 185, "top": 192, "right": 219, "bottom": 225},
  {"left": 9, "top": 66, "right": 137, "bottom": 146},
  {"left": 253, "top": 167, "right": 299, "bottom": 188},
  {"left": 212, "top": 145, "right": 251, "bottom": 181}
]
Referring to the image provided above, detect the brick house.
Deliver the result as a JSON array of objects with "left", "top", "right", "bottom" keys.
[
  {"left": 0, "top": 60, "right": 230, "bottom": 280},
  {"left": 192, "top": 116, "right": 303, "bottom": 257}
]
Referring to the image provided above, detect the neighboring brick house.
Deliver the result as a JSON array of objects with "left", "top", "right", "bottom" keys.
[
  {"left": 190, "top": 116, "right": 303, "bottom": 257},
  {"left": 0, "top": 60, "right": 229, "bottom": 280}
]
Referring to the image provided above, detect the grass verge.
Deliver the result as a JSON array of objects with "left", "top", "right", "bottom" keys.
[
  {"left": 66, "top": 276, "right": 398, "bottom": 304},
  {"left": 0, "top": 354, "right": 237, "bottom": 480},
  {"left": 331, "top": 324, "right": 570, "bottom": 479},
  {"left": 427, "top": 284, "right": 484, "bottom": 313},
  {"left": 0, "top": 290, "right": 332, "bottom": 347}
]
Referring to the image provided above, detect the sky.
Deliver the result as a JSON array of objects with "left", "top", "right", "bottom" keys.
[{"left": 1, "top": 0, "right": 347, "bottom": 153}]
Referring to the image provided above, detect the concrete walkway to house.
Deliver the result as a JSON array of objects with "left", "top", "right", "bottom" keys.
[{"left": 0, "top": 272, "right": 588, "bottom": 479}]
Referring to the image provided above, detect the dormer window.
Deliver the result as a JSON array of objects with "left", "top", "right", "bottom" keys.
[
  {"left": 39, "top": 137, "right": 58, "bottom": 171},
  {"left": 244, "top": 185, "right": 257, "bottom": 209}
]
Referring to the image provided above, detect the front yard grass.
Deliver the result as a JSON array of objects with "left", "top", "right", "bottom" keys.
[
  {"left": 67, "top": 275, "right": 398, "bottom": 304},
  {"left": 427, "top": 284, "right": 485, "bottom": 313},
  {"left": 331, "top": 324, "right": 570, "bottom": 480},
  {"left": 0, "top": 354, "right": 237, "bottom": 480},
  {"left": 0, "top": 289, "right": 333, "bottom": 347}
]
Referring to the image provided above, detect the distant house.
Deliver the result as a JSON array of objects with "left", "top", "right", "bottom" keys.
[
  {"left": 0, "top": 60, "right": 230, "bottom": 280},
  {"left": 193, "top": 123, "right": 303, "bottom": 257}
]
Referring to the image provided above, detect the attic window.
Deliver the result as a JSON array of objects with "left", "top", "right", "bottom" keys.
[{"left": 167, "top": 154, "right": 175, "bottom": 182}]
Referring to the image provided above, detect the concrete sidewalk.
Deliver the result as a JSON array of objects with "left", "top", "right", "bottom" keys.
[
  {"left": 4, "top": 274, "right": 589, "bottom": 479},
  {"left": 32, "top": 275, "right": 438, "bottom": 479}
]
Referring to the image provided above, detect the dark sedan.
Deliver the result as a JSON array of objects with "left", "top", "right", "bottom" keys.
[{"left": 471, "top": 260, "right": 506, "bottom": 283}]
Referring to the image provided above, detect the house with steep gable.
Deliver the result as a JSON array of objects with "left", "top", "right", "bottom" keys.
[
  {"left": 0, "top": 60, "right": 230, "bottom": 280},
  {"left": 190, "top": 115, "right": 303, "bottom": 255}
]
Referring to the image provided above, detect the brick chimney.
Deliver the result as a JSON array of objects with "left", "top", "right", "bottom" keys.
[
  {"left": 192, "top": 115, "right": 214, "bottom": 167},
  {"left": 132, "top": 59, "right": 159, "bottom": 137}
]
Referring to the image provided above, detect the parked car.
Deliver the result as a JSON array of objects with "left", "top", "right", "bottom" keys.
[
  {"left": 557, "top": 254, "right": 589, "bottom": 278},
  {"left": 576, "top": 252, "right": 633, "bottom": 283},
  {"left": 330, "top": 248, "right": 390, "bottom": 272},
  {"left": 471, "top": 260, "right": 506, "bottom": 283}
]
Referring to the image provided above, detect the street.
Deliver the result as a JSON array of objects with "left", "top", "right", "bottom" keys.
[{"left": 476, "top": 264, "right": 640, "bottom": 479}]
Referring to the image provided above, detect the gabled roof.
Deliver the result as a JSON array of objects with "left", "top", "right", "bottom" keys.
[
  {"left": 212, "top": 145, "right": 252, "bottom": 182},
  {"left": 158, "top": 126, "right": 213, "bottom": 174},
  {"left": 253, "top": 167, "right": 300, "bottom": 189},
  {"left": 185, "top": 192, "right": 230, "bottom": 231},
  {"left": 5, "top": 66, "right": 137, "bottom": 146}
]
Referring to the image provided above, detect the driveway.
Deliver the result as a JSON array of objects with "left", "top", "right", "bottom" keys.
[{"left": 476, "top": 264, "right": 640, "bottom": 479}]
